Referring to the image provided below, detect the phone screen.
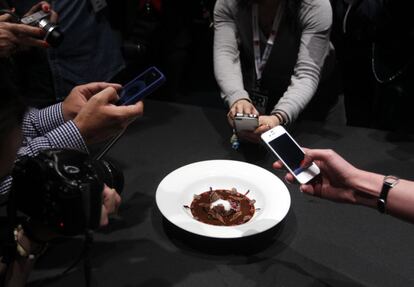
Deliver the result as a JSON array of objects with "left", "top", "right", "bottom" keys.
[
  {"left": 268, "top": 133, "right": 305, "bottom": 175},
  {"left": 117, "top": 67, "right": 164, "bottom": 105}
]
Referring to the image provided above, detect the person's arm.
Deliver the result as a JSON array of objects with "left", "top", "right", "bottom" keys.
[
  {"left": 271, "top": 0, "right": 332, "bottom": 123},
  {"left": 2, "top": 86, "right": 141, "bottom": 198},
  {"left": 0, "top": 106, "right": 86, "bottom": 198},
  {"left": 213, "top": 0, "right": 251, "bottom": 109},
  {"left": 351, "top": 171, "right": 414, "bottom": 223},
  {"left": 21, "top": 82, "right": 122, "bottom": 139},
  {"left": 274, "top": 149, "right": 414, "bottom": 223},
  {"left": 19, "top": 103, "right": 87, "bottom": 158},
  {"left": 18, "top": 120, "right": 87, "bottom": 158},
  {"left": 21, "top": 104, "right": 65, "bottom": 138}
]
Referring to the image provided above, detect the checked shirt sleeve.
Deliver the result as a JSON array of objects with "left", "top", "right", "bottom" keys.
[
  {"left": 1, "top": 104, "right": 88, "bottom": 203},
  {"left": 18, "top": 121, "right": 88, "bottom": 158},
  {"left": 0, "top": 177, "right": 12, "bottom": 205},
  {"left": 22, "top": 103, "right": 66, "bottom": 138},
  {"left": 20, "top": 101, "right": 88, "bottom": 157}
]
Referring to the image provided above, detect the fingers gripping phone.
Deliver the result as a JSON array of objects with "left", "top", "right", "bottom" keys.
[
  {"left": 116, "top": 66, "right": 166, "bottom": 105},
  {"left": 95, "top": 67, "right": 165, "bottom": 161},
  {"left": 234, "top": 113, "right": 259, "bottom": 133},
  {"left": 261, "top": 126, "right": 320, "bottom": 184}
]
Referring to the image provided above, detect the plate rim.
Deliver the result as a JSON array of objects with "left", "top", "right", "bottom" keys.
[{"left": 155, "top": 159, "right": 291, "bottom": 239}]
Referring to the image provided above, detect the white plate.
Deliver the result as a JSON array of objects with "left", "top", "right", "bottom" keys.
[{"left": 156, "top": 160, "right": 291, "bottom": 239}]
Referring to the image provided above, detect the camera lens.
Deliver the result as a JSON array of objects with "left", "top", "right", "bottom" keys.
[
  {"left": 38, "top": 19, "right": 64, "bottom": 47},
  {"left": 92, "top": 159, "right": 124, "bottom": 194}
]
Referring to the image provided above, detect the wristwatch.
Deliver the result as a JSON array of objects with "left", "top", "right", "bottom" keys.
[{"left": 377, "top": 175, "right": 399, "bottom": 213}]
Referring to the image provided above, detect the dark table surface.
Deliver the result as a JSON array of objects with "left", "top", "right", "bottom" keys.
[{"left": 29, "top": 100, "right": 414, "bottom": 287}]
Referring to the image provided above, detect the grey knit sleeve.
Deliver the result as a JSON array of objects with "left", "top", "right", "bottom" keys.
[
  {"left": 271, "top": 0, "right": 333, "bottom": 123},
  {"left": 213, "top": 0, "right": 250, "bottom": 108}
]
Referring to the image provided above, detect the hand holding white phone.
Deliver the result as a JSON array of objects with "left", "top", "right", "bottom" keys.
[{"left": 261, "top": 126, "right": 320, "bottom": 184}]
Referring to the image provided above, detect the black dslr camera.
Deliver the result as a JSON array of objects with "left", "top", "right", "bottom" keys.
[
  {"left": 20, "top": 10, "right": 64, "bottom": 47},
  {"left": 12, "top": 149, "right": 123, "bottom": 236}
]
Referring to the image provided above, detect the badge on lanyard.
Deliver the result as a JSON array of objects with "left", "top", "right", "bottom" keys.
[
  {"left": 249, "top": 88, "right": 268, "bottom": 115},
  {"left": 251, "top": 1, "right": 284, "bottom": 114},
  {"left": 90, "top": 0, "right": 107, "bottom": 13}
]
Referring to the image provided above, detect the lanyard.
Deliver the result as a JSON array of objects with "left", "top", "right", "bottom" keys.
[{"left": 252, "top": 1, "right": 284, "bottom": 82}]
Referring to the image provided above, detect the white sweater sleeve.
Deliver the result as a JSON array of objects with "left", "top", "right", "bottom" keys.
[
  {"left": 213, "top": 0, "right": 250, "bottom": 108},
  {"left": 272, "top": 0, "right": 333, "bottom": 122}
]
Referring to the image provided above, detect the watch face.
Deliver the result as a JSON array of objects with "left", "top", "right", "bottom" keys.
[{"left": 384, "top": 175, "right": 399, "bottom": 187}]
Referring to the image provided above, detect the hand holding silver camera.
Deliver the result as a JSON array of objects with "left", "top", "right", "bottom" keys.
[
  {"left": 233, "top": 113, "right": 259, "bottom": 133},
  {"left": 20, "top": 10, "right": 63, "bottom": 47}
]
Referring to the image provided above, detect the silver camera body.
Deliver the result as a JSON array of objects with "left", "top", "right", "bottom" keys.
[{"left": 234, "top": 113, "right": 259, "bottom": 133}]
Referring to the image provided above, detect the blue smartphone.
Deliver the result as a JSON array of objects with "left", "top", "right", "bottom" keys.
[{"left": 116, "top": 66, "right": 166, "bottom": 105}]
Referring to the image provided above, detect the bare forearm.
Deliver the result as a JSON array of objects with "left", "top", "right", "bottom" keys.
[{"left": 352, "top": 169, "right": 414, "bottom": 222}]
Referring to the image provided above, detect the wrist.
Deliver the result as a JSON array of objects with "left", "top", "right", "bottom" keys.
[
  {"left": 72, "top": 118, "right": 92, "bottom": 146},
  {"left": 231, "top": 98, "right": 252, "bottom": 108},
  {"left": 271, "top": 111, "right": 288, "bottom": 126},
  {"left": 352, "top": 170, "right": 383, "bottom": 197},
  {"left": 269, "top": 114, "right": 281, "bottom": 126},
  {"left": 350, "top": 169, "right": 384, "bottom": 207},
  {"left": 62, "top": 102, "right": 76, "bottom": 122}
]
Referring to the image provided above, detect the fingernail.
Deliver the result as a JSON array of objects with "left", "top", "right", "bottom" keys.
[
  {"left": 300, "top": 159, "right": 305, "bottom": 166},
  {"left": 43, "top": 41, "right": 50, "bottom": 48},
  {"left": 284, "top": 178, "right": 292, "bottom": 185},
  {"left": 42, "top": 4, "right": 50, "bottom": 12}
]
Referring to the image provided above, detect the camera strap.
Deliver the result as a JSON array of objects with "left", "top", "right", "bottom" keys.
[
  {"left": 49, "top": 230, "right": 93, "bottom": 287},
  {"left": 94, "top": 129, "right": 126, "bottom": 161}
]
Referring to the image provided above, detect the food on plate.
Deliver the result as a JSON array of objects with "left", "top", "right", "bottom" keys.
[{"left": 184, "top": 188, "right": 257, "bottom": 226}]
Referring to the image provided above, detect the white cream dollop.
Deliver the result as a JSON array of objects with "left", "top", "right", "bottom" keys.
[{"left": 210, "top": 199, "right": 232, "bottom": 211}]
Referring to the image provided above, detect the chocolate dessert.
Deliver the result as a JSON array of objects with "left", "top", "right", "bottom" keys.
[{"left": 185, "top": 188, "right": 256, "bottom": 226}]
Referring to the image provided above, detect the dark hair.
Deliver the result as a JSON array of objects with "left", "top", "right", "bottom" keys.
[
  {"left": 0, "top": 62, "right": 26, "bottom": 143},
  {"left": 238, "top": 0, "right": 302, "bottom": 31}
]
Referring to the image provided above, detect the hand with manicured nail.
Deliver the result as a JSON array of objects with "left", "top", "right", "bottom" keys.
[{"left": 273, "top": 149, "right": 362, "bottom": 203}]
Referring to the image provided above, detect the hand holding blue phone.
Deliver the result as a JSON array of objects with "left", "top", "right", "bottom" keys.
[{"left": 116, "top": 66, "right": 166, "bottom": 106}]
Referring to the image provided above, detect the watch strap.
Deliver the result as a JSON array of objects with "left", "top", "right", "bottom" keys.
[{"left": 377, "top": 175, "right": 399, "bottom": 213}]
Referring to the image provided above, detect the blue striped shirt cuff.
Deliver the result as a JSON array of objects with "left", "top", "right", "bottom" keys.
[
  {"left": 47, "top": 121, "right": 88, "bottom": 152},
  {"left": 22, "top": 103, "right": 65, "bottom": 138},
  {"left": 18, "top": 121, "right": 88, "bottom": 158},
  {"left": 37, "top": 103, "right": 65, "bottom": 134}
]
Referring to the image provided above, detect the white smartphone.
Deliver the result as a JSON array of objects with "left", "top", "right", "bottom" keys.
[
  {"left": 234, "top": 113, "right": 259, "bottom": 133},
  {"left": 261, "top": 126, "right": 320, "bottom": 184}
]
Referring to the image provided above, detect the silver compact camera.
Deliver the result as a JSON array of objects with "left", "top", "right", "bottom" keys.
[
  {"left": 234, "top": 113, "right": 259, "bottom": 133},
  {"left": 20, "top": 10, "right": 63, "bottom": 47}
]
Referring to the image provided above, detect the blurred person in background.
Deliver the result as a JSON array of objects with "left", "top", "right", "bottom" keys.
[
  {"left": 214, "top": 0, "right": 337, "bottom": 143},
  {"left": 4, "top": 0, "right": 125, "bottom": 107},
  {"left": 330, "top": 0, "right": 414, "bottom": 133}
]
